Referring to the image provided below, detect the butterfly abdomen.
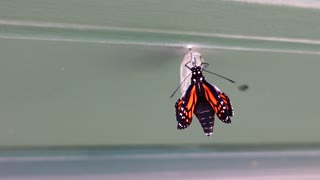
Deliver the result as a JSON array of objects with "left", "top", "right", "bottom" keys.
[{"left": 194, "top": 100, "right": 215, "bottom": 136}]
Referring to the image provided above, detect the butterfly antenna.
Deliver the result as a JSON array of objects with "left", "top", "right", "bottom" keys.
[
  {"left": 203, "top": 70, "right": 235, "bottom": 83},
  {"left": 170, "top": 73, "right": 191, "bottom": 99}
]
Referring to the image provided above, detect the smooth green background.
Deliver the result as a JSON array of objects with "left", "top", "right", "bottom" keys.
[{"left": 0, "top": 0, "right": 320, "bottom": 147}]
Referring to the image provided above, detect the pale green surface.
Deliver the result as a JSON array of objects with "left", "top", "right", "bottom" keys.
[
  {"left": 1, "top": 0, "right": 320, "bottom": 39},
  {"left": 0, "top": 0, "right": 320, "bottom": 147},
  {"left": 1, "top": 148, "right": 320, "bottom": 179}
]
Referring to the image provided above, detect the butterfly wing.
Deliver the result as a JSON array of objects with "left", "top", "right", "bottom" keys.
[
  {"left": 219, "top": 91, "right": 234, "bottom": 117},
  {"left": 202, "top": 81, "right": 234, "bottom": 123},
  {"left": 175, "top": 84, "right": 198, "bottom": 130}
]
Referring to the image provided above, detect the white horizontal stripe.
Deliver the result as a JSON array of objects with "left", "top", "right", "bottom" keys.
[
  {"left": 1, "top": 19, "right": 320, "bottom": 45},
  {"left": 0, "top": 150, "right": 320, "bottom": 163},
  {"left": 1, "top": 35, "right": 320, "bottom": 55},
  {"left": 227, "top": 0, "right": 320, "bottom": 9},
  {"left": 187, "top": 174, "right": 320, "bottom": 180},
  {"left": 3, "top": 173, "right": 320, "bottom": 180}
]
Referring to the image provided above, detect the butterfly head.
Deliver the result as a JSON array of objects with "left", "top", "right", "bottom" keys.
[{"left": 190, "top": 66, "right": 205, "bottom": 83}]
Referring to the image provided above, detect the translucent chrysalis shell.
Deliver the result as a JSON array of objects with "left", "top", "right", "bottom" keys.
[{"left": 179, "top": 50, "right": 205, "bottom": 96}]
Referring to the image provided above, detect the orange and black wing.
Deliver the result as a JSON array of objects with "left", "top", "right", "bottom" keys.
[
  {"left": 202, "top": 81, "right": 234, "bottom": 123},
  {"left": 219, "top": 91, "right": 234, "bottom": 117},
  {"left": 175, "top": 84, "right": 198, "bottom": 130}
]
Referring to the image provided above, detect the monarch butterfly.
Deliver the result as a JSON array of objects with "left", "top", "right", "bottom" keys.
[{"left": 174, "top": 62, "right": 234, "bottom": 136}]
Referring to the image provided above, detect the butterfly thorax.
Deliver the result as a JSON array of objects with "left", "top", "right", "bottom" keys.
[{"left": 190, "top": 66, "right": 206, "bottom": 96}]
